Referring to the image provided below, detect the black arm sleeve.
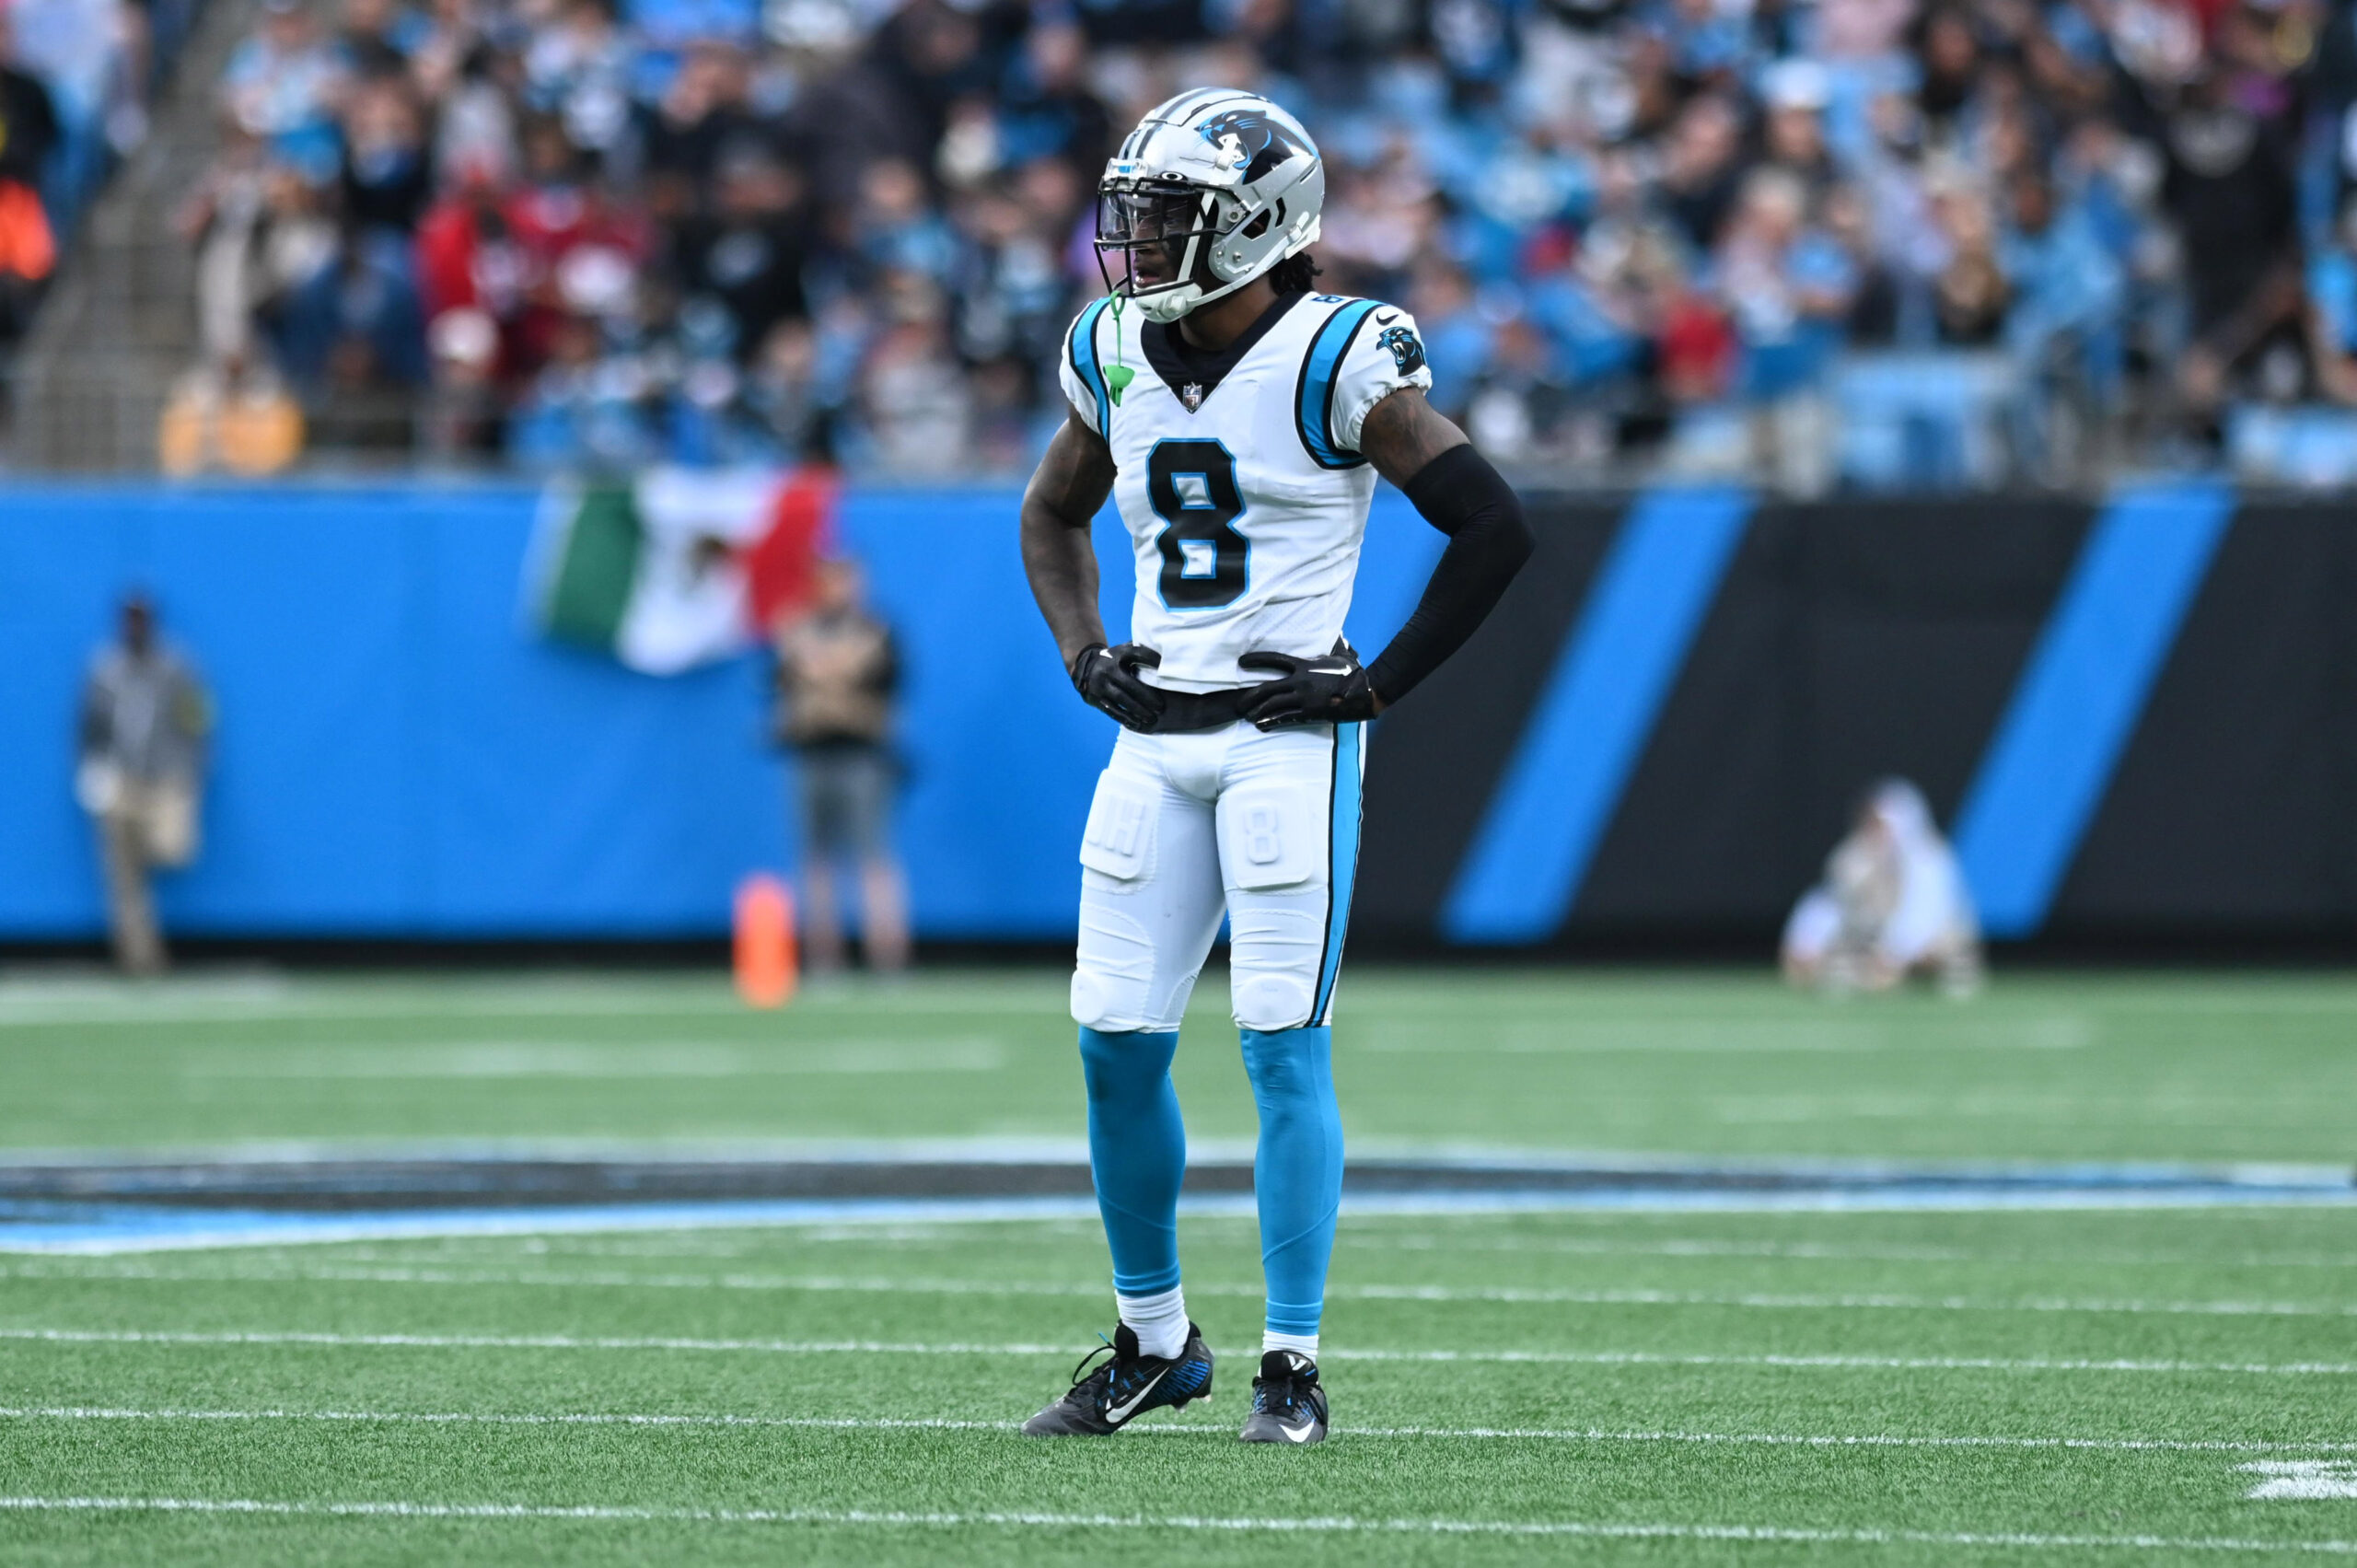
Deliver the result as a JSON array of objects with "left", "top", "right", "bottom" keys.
[{"left": 1364, "top": 444, "right": 1533, "bottom": 706}]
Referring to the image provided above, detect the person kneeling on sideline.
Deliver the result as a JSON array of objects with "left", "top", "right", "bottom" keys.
[{"left": 1782, "top": 778, "right": 1982, "bottom": 997}]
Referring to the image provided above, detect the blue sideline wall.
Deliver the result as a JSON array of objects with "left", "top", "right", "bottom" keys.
[{"left": 0, "top": 483, "right": 1441, "bottom": 941}]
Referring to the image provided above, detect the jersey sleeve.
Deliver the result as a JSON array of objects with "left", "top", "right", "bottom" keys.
[
  {"left": 1058, "top": 298, "right": 1115, "bottom": 436},
  {"left": 1326, "top": 302, "right": 1435, "bottom": 458}
]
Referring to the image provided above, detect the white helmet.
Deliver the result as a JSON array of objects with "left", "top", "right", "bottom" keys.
[{"left": 1096, "top": 89, "right": 1325, "bottom": 324}]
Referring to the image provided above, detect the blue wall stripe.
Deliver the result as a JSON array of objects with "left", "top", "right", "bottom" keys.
[
  {"left": 1442, "top": 486, "right": 1755, "bottom": 944},
  {"left": 1952, "top": 482, "right": 2235, "bottom": 938}
]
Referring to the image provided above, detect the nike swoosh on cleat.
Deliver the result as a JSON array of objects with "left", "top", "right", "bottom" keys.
[
  {"left": 1104, "top": 1368, "right": 1168, "bottom": 1423},
  {"left": 1280, "top": 1420, "right": 1318, "bottom": 1443}
]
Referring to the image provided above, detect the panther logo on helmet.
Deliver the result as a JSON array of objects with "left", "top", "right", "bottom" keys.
[
  {"left": 1196, "top": 108, "right": 1306, "bottom": 184},
  {"left": 1097, "top": 90, "right": 1327, "bottom": 322}
]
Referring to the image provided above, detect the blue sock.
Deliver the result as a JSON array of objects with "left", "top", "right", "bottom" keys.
[
  {"left": 1238, "top": 1025, "right": 1343, "bottom": 1338},
  {"left": 1077, "top": 1027, "right": 1186, "bottom": 1295}
]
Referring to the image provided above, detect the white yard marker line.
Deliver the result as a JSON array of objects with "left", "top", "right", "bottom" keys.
[
  {"left": 1346, "top": 1235, "right": 2357, "bottom": 1269},
  {"left": 0, "top": 1496, "right": 2351, "bottom": 1551},
  {"left": 5, "top": 1326, "right": 2354, "bottom": 1376},
  {"left": 179, "top": 1039, "right": 1007, "bottom": 1079},
  {"left": 2247, "top": 1464, "right": 2357, "bottom": 1500},
  {"left": 0, "top": 1327, "right": 1071, "bottom": 1354},
  {"left": 2, "top": 1406, "right": 2351, "bottom": 1455},
  {"left": 18, "top": 1261, "right": 2353, "bottom": 1318},
  {"left": 0, "top": 987, "right": 1063, "bottom": 1027},
  {"left": 0, "top": 1407, "right": 1015, "bottom": 1433}
]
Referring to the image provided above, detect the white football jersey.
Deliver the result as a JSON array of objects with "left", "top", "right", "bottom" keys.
[{"left": 1057, "top": 291, "right": 1434, "bottom": 692}]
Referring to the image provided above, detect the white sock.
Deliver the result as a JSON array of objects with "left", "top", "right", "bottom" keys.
[
  {"left": 1261, "top": 1330, "right": 1318, "bottom": 1364},
  {"left": 1118, "top": 1286, "right": 1189, "bottom": 1360}
]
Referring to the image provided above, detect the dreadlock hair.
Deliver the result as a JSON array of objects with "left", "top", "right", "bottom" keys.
[{"left": 1270, "top": 250, "right": 1322, "bottom": 295}]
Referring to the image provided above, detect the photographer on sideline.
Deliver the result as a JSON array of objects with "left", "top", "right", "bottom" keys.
[{"left": 78, "top": 595, "right": 214, "bottom": 976}]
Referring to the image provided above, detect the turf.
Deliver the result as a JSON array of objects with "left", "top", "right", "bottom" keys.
[
  {"left": 0, "top": 968, "right": 2351, "bottom": 1160},
  {"left": 1, "top": 969, "right": 2353, "bottom": 1564}
]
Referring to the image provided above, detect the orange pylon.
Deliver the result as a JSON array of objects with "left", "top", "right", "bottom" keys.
[{"left": 734, "top": 874, "right": 797, "bottom": 1008}]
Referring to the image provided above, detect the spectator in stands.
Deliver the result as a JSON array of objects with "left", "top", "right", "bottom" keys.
[
  {"left": 2305, "top": 194, "right": 2357, "bottom": 404},
  {"left": 669, "top": 145, "right": 811, "bottom": 360},
  {"left": 1929, "top": 172, "right": 2009, "bottom": 345},
  {"left": 2001, "top": 165, "right": 2125, "bottom": 476},
  {"left": 1782, "top": 778, "right": 1982, "bottom": 998},
  {"left": 2146, "top": 66, "right": 2305, "bottom": 426},
  {"left": 1823, "top": 183, "right": 1902, "bottom": 344},
  {"left": 0, "top": 6, "right": 60, "bottom": 343},
  {"left": 221, "top": 0, "right": 345, "bottom": 183},
  {"left": 1715, "top": 167, "right": 1854, "bottom": 493},
  {"left": 524, "top": 0, "right": 633, "bottom": 160},
  {"left": 336, "top": 0, "right": 425, "bottom": 78},
  {"left": 180, "top": 131, "right": 335, "bottom": 370},
  {"left": 772, "top": 553, "right": 909, "bottom": 976},
  {"left": 340, "top": 75, "right": 432, "bottom": 240},
  {"left": 76, "top": 594, "right": 213, "bottom": 977},
  {"left": 1657, "top": 92, "right": 1746, "bottom": 250},
  {"left": 857, "top": 268, "right": 970, "bottom": 473},
  {"left": 89, "top": 0, "right": 2357, "bottom": 482},
  {"left": 1758, "top": 59, "right": 1838, "bottom": 203}
]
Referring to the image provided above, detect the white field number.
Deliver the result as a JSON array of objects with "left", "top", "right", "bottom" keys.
[{"left": 2244, "top": 1461, "right": 2357, "bottom": 1499}]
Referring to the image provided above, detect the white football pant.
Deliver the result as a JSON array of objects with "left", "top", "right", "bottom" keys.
[{"left": 1069, "top": 719, "right": 1366, "bottom": 1034}]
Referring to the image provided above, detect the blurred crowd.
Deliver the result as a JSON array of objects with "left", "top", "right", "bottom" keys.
[
  {"left": 0, "top": 0, "right": 173, "bottom": 348},
  {"left": 167, "top": 0, "right": 2357, "bottom": 480}
]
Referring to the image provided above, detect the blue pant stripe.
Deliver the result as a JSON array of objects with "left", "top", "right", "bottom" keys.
[
  {"left": 1442, "top": 485, "right": 1754, "bottom": 944},
  {"left": 1312, "top": 722, "right": 1364, "bottom": 1024},
  {"left": 1953, "top": 482, "right": 2235, "bottom": 937}
]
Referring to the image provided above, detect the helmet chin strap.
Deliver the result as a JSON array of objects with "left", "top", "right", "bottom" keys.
[
  {"left": 1130, "top": 190, "right": 1259, "bottom": 323},
  {"left": 1132, "top": 264, "right": 1263, "bottom": 322}
]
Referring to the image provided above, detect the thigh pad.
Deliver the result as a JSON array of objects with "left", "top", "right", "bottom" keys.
[
  {"left": 1079, "top": 769, "right": 1159, "bottom": 883},
  {"left": 1216, "top": 782, "right": 1326, "bottom": 892}
]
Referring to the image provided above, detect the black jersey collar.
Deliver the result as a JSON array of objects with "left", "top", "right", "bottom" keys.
[{"left": 1142, "top": 290, "right": 1307, "bottom": 412}]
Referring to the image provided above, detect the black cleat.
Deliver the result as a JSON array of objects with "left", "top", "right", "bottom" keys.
[
  {"left": 1022, "top": 1322, "right": 1214, "bottom": 1436},
  {"left": 1238, "top": 1349, "right": 1328, "bottom": 1445}
]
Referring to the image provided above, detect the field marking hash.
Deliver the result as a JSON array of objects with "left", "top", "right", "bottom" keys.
[
  {"left": 5, "top": 1326, "right": 2352, "bottom": 1376},
  {"left": 0, "top": 1496, "right": 2351, "bottom": 1551},
  {"left": 2, "top": 1405, "right": 2351, "bottom": 1454},
  {"left": 18, "top": 1260, "right": 2354, "bottom": 1317}
]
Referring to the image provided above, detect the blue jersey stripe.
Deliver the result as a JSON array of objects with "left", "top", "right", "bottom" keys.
[
  {"left": 1312, "top": 721, "right": 1365, "bottom": 1023},
  {"left": 1295, "top": 299, "right": 1381, "bottom": 469},
  {"left": 1069, "top": 297, "right": 1113, "bottom": 434}
]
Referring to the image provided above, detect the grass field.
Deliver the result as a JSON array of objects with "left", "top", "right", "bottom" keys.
[{"left": 1, "top": 967, "right": 2353, "bottom": 1563}]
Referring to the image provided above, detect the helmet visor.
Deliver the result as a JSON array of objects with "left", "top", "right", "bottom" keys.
[{"left": 1096, "top": 182, "right": 1220, "bottom": 297}]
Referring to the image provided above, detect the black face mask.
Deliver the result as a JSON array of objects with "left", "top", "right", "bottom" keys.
[{"left": 1095, "top": 182, "right": 1221, "bottom": 299}]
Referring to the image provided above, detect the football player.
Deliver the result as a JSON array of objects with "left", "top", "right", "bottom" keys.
[{"left": 1017, "top": 90, "right": 1531, "bottom": 1445}]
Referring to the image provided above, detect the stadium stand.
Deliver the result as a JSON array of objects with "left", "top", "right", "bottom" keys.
[{"left": 13, "top": 0, "right": 2357, "bottom": 485}]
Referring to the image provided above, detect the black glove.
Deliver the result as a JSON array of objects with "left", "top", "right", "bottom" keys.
[
  {"left": 1071, "top": 642, "right": 1167, "bottom": 731},
  {"left": 1238, "top": 647, "right": 1378, "bottom": 731}
]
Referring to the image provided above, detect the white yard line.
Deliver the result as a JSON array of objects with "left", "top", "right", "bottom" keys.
[
  {"left": 1344, "top": 1235, "right": 2357, "bottom": 1268},
  {"left": 0, "top": 989, "right": 1062, "bottom": 1027},
  {"left": 4, "top": 1326, "right": 2353, "bottom": 1376},
  {"left": 1, "top": 1405, "right": 2350, "bottom": 1454},
  {"left": 0, "top": 1496, "right": 2349, "bottom": 1551},
  {"left": 319, "top": 1232, "right": 2357, "bottom": 1269},
  {"left": 176, "top": 1040, "right": 1008, "bottom": 1078},
  {"left": 17, "top": 1261, "right": 2353, "bottom": 1317}
]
